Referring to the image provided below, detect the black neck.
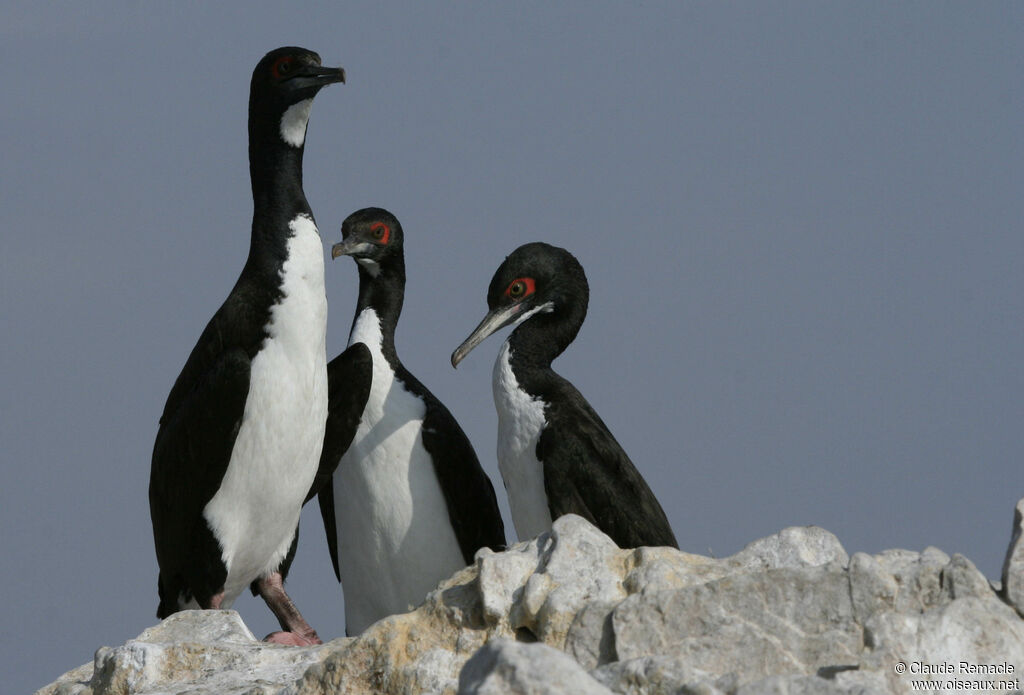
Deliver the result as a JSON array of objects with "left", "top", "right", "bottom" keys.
[
  {"left": 247, "top": 113, "right": 313, "bottom": 256},
  {"left": 506, "top": 300, "right": 586, "bottom": 375},
  {"left": 352, "top": 254, "right": 406, "bottom": 360}
]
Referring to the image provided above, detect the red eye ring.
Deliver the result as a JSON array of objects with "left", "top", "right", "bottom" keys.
[
  {"left": 272, "top": 56, "right": 294, "bottom": 80},
  {"left": 505, "top": 277, "right": 535, "bottom": 300},
  {"left": 370, "top": 222, "right": 390, "bottom": 244}
]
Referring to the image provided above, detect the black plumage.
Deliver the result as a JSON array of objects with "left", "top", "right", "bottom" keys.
[
  {"left": 452, "top": 242, "right": 678, "bottom": 549},
  {"left": 322, "top": 207, "right": 506, "bottom": 564},
  {"left": 148, "top": 46, "right": 345, "bottom": 645},
  {"left": 309, "top": 341, "right": 372, "bottom": 580},
  {"left": 321, "top": 208, "right": 505, "bottom": 634}
]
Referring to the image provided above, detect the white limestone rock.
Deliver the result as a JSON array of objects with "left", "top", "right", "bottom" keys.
[
  {"left": 733, "top": 673, "right": 886, "bottom": 695},
  {"left": 727, "top": 525, "right": 849, "bottom": 571},
  {"left": 591, "top": 655, "right": 730, "bottom": 694},
  {"left": 1002, "top": 497, "right": 1024, "bottom": 617},
  {"left": 611, "top": 563, "right": 861, "bottom": 681},
  {"left": 511, "top": 515, "right": 627, "bottom": 647},
  {"left": 862, "top": 596, "right": 1024, "bottom": 693},
  {"left": 37, "top": 610, "right": 333, "bottom": 695},
  {"left": 458, "top": 639, "right": 614, "bottom": 695},
  {"left": 943, "top": 553, "right": 995, "bottom": 600},
  {"left": 36, "top": 507, "right": 1024, "bottom": 695}
]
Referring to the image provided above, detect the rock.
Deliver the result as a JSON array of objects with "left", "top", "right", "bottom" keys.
[
  {"left": 861, "top": 596, "right": 1024, "bottom": 693},
  {"left": 37, "top": 510, "right": 1024, "bottom": 695},
  {"left": 848, "top": 551, "right": 899, "bottom": 623},
  {"left": 458, "top": 639, "right": 614, "bottom": 694},
  {"left": 39, "top": 662, "right": 93, "bottom": 695},
  {"left": 37, "top": 610, "right": 332, "bottom": 695},
  {"left": 733, "top": 673, "right": 885, "bottom": 695},
  {"left": 871, "top": 546, "right": 951, "bottom": 613},
  {"left": 591, "top": 655, "right": 730, "bottom": 694},
  {"left": 564, "top": 600, "right": 618, "bottom": 670},
  {"left": 727, "top": 526, "right": 849, "bottom": 571},
  {"left": 1002, "top": 497, "right": 1024, "bottom": 616},
  {"left": 942, "top": 553, "right": 993, "bottom": 600},
  {"left": 507, "top": 515, "right": 628, "bottom": 648},
  {"left": 610, "top": 563, "right": 861, "bottom": 681}
]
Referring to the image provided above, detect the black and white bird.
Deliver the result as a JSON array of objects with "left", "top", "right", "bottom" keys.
[
  {"left": 451, "top": 242, "right": 678, "bottom": 549},
  {"left": 148, "top": 47, "right": 345, "bottom": 646},
  {"left": 320, "top": 207, "right": 506, "bottom": 635}
]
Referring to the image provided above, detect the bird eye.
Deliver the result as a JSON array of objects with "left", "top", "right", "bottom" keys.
[
  {"left": 370, "top": 222, "right": 390, "bottom": 244},
  {"left": 505, "top": 277, "right": 535, "bottom": 300},
  {"left": 273, "top": 57, "right": 293, "bottom": 79}
]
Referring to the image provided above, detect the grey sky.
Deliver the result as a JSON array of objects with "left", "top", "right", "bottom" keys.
[{"left": 3, "top": 3, "right": 1022, "bottom": 692}]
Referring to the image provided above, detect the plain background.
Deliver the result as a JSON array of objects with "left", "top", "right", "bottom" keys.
[{"left": 3, "top": 4, "right": 1021, "bottom": 693}]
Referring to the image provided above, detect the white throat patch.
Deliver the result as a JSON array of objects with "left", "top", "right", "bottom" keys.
[
  {"left": 356, "top": 257, "right": 381, "bottom": 277},
  {"left": 511, "top": 302, "right": 555, "bottom": 329},
  {"left": 280, "top": 99, "right": 314, "bottom": 147}
]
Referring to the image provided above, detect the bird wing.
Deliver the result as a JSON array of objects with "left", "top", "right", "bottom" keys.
[
  {"left": 315, "top": 342, "right": 373, "bottom": 582},
  {"left": 537, "top": 399, "right": 678, "bottom": 549},
  {"left": 149, "top": 328, "right": 253, "bottom": 572},
  {"left": 420, "top": 396, "right": 507, "bottom": 563}
]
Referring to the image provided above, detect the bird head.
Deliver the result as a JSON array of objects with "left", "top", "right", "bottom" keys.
[
  {"left": 331, "top": 208, "right": 405, "bottom": 278},
  {"left": 452, "top": 242, "right": 588, "bottom": 367}
]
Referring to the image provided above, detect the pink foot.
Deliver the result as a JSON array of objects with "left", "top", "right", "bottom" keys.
[{"left": 264, "top": 630, "right": 322, "bottom": 647}]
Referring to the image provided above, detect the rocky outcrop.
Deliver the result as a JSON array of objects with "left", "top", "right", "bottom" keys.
[
  {"left": 459, "top": 640, "right": 614, "bottom": 694},
  {"left": 1003, "top": 497, "right": 1024, "bottom": 618},
  {"left": 38, "top": 504, "right": 1024, "bottom": 695}
]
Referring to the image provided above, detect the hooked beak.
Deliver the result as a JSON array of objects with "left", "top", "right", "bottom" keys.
[
  {"left": 331, "top": 237, "right": 374, "bottom": 260},
  {"left": 290, "top": 64, "right": 346, "bottom": 94},
  {"left": 451, "top": 304, "right": 525, "bottom": 368}
]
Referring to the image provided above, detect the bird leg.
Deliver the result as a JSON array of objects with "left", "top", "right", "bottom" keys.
[{"left": 253, "top": 572, "right": 322, "bottom": 646}]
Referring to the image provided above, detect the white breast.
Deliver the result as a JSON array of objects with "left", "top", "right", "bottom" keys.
[
  {"left": 202, "top": 214, "right": 328, "bottom": 606},
  {"left": 492, "top": 340, "right": 551, "bottom": 542},
  {"left": 332, "top": 308, "right": 466, "bottom": 635}
]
